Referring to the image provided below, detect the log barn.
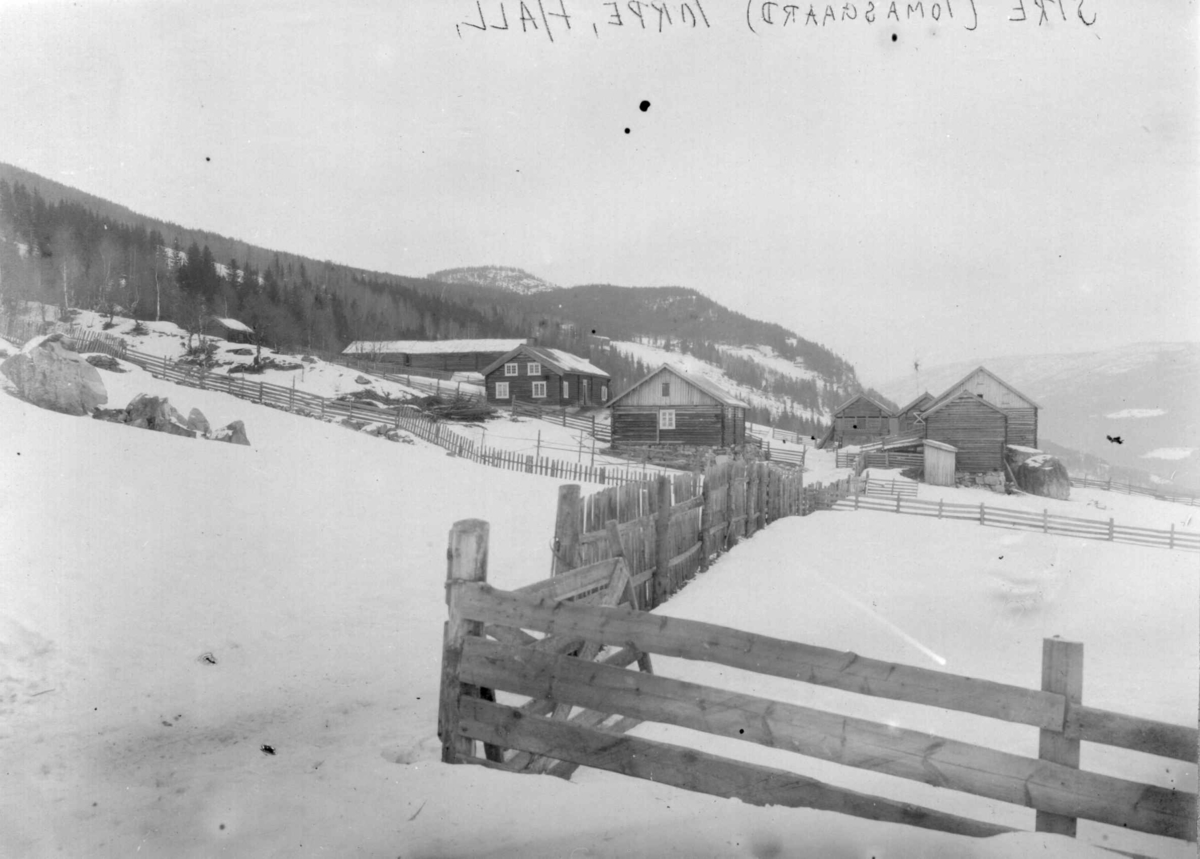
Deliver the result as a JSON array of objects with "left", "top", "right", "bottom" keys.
[
  {"left": 607, "top": 365, "right": 747, "bottom": 449},
  {"left": 923, "top": 366, "right": 1039, "bottom": 447},
  {"left": 340, "top": 339, "right": 527, "bottom": 372},
  {"left": 205, "top": 316, "right": 255, "bottom": 344},
  {"left": 481, "top": 344, "right": 610, "bottom": 407},
  {"left": 917, "top": 392, "right": 1008, "bottom": 472},
  {"left": 825, "top": 393, "right": 895, "bottom": 448}
]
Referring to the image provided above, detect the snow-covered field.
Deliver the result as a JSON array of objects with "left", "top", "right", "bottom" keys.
[{"left": 0, "top": 340, "right": 1195, "bottom": 859}]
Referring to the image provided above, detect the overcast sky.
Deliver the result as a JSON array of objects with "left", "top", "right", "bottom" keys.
[{"left": 0, "top": 0, "right": 1194, "bottom": 383}]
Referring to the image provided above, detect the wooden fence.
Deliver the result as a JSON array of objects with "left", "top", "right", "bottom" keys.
[
  {"left": 837, "top": 448, "right": 922, "bottom": 470},
  {"left": 1069, "top": 474, "right": 1200, "bottom": 508},
  {"left": 862, "top": 477, "right": 919, "bottom": 498},
  {"left": 511, "top": 399, "right": 611, "bottom": 444},
  {"left": 439, "top": 519, "right": 1198, "bottom": 847},
  {"left": 551, "top": 462, "right": 859, "bottom": 609},
  {"left": 833, "top": 493, "right": 1200, "bottom": 553}
]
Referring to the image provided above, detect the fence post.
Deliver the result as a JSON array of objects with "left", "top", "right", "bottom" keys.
[
  {"left": 1043, "top": 508, "right": 1048, "bottom": 534},
  {"left": 979, "top": 503, "right": 985, "bottom": 525},
  {"left": 1169, "top": 523, "right": 1175, "bottom": 550},
  {"left": 938, "top": 498, "right": 943, "bottom": 519},
  {"left": 654, "top": 474, "right": 672, "bottom": 607},
  {"left": 551, "top": 484, "right": 582, "bottom": 576},
  {"left": 1107, "top": 478, "right": 1112, "bottom": 492},
  {"left": 290, "top": 379, "right": 295, "bottom": 412},
  {"left": 258, "top": 382, "right": 264, "bottom": 404},
  {"left": 1108, "top": 518, "right": 1114, "bottom": 541},
  {"left": 1035, "top": 638, "right": 1084, "bottom": 837},
  {"left": 439, "top": 519, "right": 489, "bottom": 764},
  {"left": 348, "top": 401, "right": 355, "bottom": 422},
  {"left": 536, "top": 431, "right": 541, "bottom": 459},
  {"left": 320, "top": 398, "right": 326, "bottom": 420},
  {"left": 895, "top": 494, "right": 901, "bottom": 514}
]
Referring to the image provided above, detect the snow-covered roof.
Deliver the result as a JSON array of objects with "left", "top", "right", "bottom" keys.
[
  {"left": 212, "top": 317, "right": 254, "bottom": 334},
  {"left": 342, "top": 339, "right": 526, "bottom": 356},
  {"left": 480, "top": 344, "right": 610, "bottom": 378}
]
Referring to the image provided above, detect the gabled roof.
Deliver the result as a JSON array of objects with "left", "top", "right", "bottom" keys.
[
  {"left": 211, "top": 316, "right": 254, "bottom": 334},
  {"left": 342, "top": 339, "right": 526, "bottom": 356},
  {"left": 607, "top": 364, "right": 748, "bottom": 408},
  {"left": 925, "top": 366, "right": 1041, "bottom": 412},
  {"left": 896, "top": 391, "right": 934, "bottom": 416},
  {"left": 480, "top": 344, "right": 609, "bottom": 378},
  {"left": 830, "top": 392, "right": 894, "bottom": 417},
  {"left": 917, "top": 390, "right": 1009, "bottom": 420}
]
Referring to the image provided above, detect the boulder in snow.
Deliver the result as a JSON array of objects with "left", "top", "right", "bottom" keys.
[
  {"left": 1, "top": 334, "right": 108, "bottom": 415},
  {"left": 210, "top": 420, "right": 250, "bottom": 446},
  {"left": 1015, "top": 454, "right": 1070, "bottom": 500},
  {"left": 186, "top": 408, "right": 211, "bottom": 435},
  {"left": 124, "top": 394, "right": 195, "bottom": 438},
  {"left": 85, "top": 353, "right": 126, "bottom": 373},
  {"left": 355, "top": 375, "right": 372, "bottom": 385}
]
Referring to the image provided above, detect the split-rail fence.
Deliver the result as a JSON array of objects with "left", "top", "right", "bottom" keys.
[
  {"left": 439, "top": 519, "right": 1198, "bottom": 849},
  {"left": 833, "top": 493, "right": 1199, "bottom": 553}
]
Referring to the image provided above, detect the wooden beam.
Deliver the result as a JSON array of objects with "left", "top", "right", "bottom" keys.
[
  {"left": 454, "top": 583, "right": 1066, "bottom": 732},
  {"left": 459, "top": 697, "right": 1013, "bottom": 839},
  {"left": 460, "top": 638, "right": 1194, "bottom": 840},
  {"left": 553, "top": 484, "right": 582, "bottom": 576},
  {"left": 438, "top": 519, "right": 490, "bottom": 764},
  {"left": 1037, "top": 639, "right": 1084, "bottom": 837},
  {"left": 1071, "top": 705, "right": 1198, "bottom": 763}
]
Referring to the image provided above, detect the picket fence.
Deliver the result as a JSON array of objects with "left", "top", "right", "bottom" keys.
[
  {"left": 833, "top": 493, "right": 1199, "bottom": 553},
  {"left": 439, "top": 519, "right": 1198, "bottom": 847},
  {"left": 552, "top": 461, "right": 859, "bottom": 609}
]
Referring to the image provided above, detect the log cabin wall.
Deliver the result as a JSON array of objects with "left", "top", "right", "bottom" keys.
[
  {"left": 922, "top": 397, "right": 1007, "bottom": 472},
  {"left": 611, "top": 405, "right": 725, "bottom": 447}
]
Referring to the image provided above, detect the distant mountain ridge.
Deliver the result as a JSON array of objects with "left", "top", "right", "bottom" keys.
[
  {"left": 427, "top": 265, "right": 558, "bottom": 294},
  {"left": 880, "top": 343, "right": 1200, "bottom": 491}
]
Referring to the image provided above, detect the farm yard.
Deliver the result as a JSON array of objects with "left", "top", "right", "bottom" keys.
[{"left": 2, "top": 322, "right": 1197, "bottom": 858}]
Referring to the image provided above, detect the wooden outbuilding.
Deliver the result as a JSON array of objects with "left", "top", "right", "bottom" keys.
[
  {"left": 205, "top": 316, "right": 255, "bottom": 344},
  {"left": 607, "top": 364, "right": 747, "bottom": 449},
  {"left": 481, "top": 344, "right": 610, "bottom": 408},
  {"left": 917, "top": 392, "right": 1008, "bottom": 472},
  {"left": 341, "top": 338, "right": 527, "bottom": 372},
  {"left": 826, "top": 392, "right": 894, "bottom": 448},
  {"left": 923, "top": 439, "right": 958, "bottom": 486},
  {"left": 924, "top": 367, "right": 1040, "bottom": 447},
  {"left": 896, "top": 392, "right": 935, "bottom": 434}
]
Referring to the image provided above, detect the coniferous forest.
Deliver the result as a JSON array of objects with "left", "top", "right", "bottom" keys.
[{"left": 0, "top": 163, "right": 888, "bottom": 435}]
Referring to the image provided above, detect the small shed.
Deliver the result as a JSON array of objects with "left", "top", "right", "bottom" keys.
[
  {"left": 205, "top": 316, "right": 255, "bottom": 344},
  {"left": 341, "top": 339, "right": 527, "bottom": 372},
  {"left": 828, "top": 392, "right": 894, "bottom": 447},
  {"left": 917, "top": 392, "right": 1008, "bottom": 473},
  {"left": 925, "top": 367, "right": 1040, "bottom": 448},
  {"left": 481, "top": 344, "right": 610, "bottom": 407},
  {"left": 607, "top": 364, "right": 747, "bottom": 449},
  {"left": 923, "top": 439, "right": 957, "bottom": 486}
]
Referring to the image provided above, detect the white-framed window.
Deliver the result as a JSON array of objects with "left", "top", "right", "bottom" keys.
[
  {"left": 601, "top": 385, "right": 608, "bottom": 401},
  {"left": 562, "top": 380, "right": 569, "bottom": 398},
  {"left": 532, "top": 381, "right": 547, "bottom": 398},
  {"left": 661, "top": 382, "right": 670, "bottom": 397},
  {"left": 527, "top": 362, "right": 541, "bottom": 376},
  {"left": 504, "top": 362, "right": 518, "bottom": 376},
  {"left": 495, "top": 382, "right": 509, "bottom": 400},
  {"left": 658, "top": 409, "right": 675, "bottom": 430}
]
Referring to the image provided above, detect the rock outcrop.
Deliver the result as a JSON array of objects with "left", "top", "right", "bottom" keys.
[
  {"left": 1014, "top": 454, "right": 1071, "bottom": 500},
  {"left": 1, "top": 335, "right": 107, "bottom": 415}
]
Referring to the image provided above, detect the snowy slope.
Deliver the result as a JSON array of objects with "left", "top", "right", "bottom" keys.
[
  {"left": 0, "top": 346, "right": 1193, "bottom": 858},
  {"left": 612, "top": 339, "right": 827, "bottom": 425}
]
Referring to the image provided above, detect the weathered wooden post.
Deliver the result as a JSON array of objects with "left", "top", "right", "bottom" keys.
[
  {"left": 654, "top": 474, "right": 673, "bottom": 606},
  {"left": 1169, "top": 523, "right": 1175, "bottom": 550},
  {"left": 290, "top": 378, "right": 295, "bottom": 412},
  {"left": 1108, "top": 518, "right": 1114, "bottom": 541},
  {"left": 1035, "top": 637, "right": 1083, "bottom": 836},
  {"left": 258, "top": 381, "right": 264, "bottom": 404},
  {"left": 1043, "top": 508, "right": 1048, "bottom": 534},
  {"left": 552, "top": 484, "right": 582, "bottom": 576},
  {"left": 439, "top": 519, "right": 489, "bottom": 764},
  {"left": 979, "top": 503, "right": 985, "bottom": 525}
]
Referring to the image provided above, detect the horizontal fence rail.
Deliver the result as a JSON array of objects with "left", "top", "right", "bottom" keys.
[
  {"left": 511, "top": 399, "right": 611, "bottom": 443},
  {"left": 833, "top": 493, "right": 1199, "bottom": 553},
  {"left": 439, "top": 520, "right": 1199, "bottom": 848},
  {"left": 1069, "top": 475, "right": 1200, "bottom": 508}
]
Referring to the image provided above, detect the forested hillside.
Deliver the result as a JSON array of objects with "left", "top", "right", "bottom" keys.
[{"left": 0, "top": 163, "right": 878, "bottom": 434}]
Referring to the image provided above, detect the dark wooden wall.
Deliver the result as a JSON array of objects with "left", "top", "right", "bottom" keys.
[
  {"left": 923, "top": 398, "right": 1007, "bottom": 472},
  {"left": 611, "top": 405, "right": 728, "bottom": 447},
  {"left": 382, "top": 351, "right": 509, "bottom": 371},
  {"left": 486, "top": 368, "right": 609, "bottom": 407},
  {"left": 1003, "top": 407, "right": 1038, "bottom": 448}
]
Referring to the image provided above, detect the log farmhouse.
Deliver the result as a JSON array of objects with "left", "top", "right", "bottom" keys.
[
  {"left": 481, "top": 344, "right": 611, "bottom": 407},
  {"left": 823, "top": 392, "right": 895, "bottom": 448},
  {"left": 340, "top": 338, "right": 528, "bottom": 373},
  {"left": 607, "top": 364, "right": 747, "bottom": 449}
]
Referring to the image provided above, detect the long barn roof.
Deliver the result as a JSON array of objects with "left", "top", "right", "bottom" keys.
[
  {"left": 480, "top": 344, "right": 609, "bottom": 378},
  {"left": 342, "top": 339, "right": 526, "bottom": 356}
]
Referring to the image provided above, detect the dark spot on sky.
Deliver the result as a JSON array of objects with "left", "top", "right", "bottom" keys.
[
  {"left": 205, "top": 156, "right": 211, "bottom": 162},
  {"left": 624, "top": 128, "right": 630, "bottom": 134},
  {"left": 891, "top": 33, "right": 898, "bottom": 42},
  {"left": 639, "top": 100, "right": 650, "bottom": 112}
]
